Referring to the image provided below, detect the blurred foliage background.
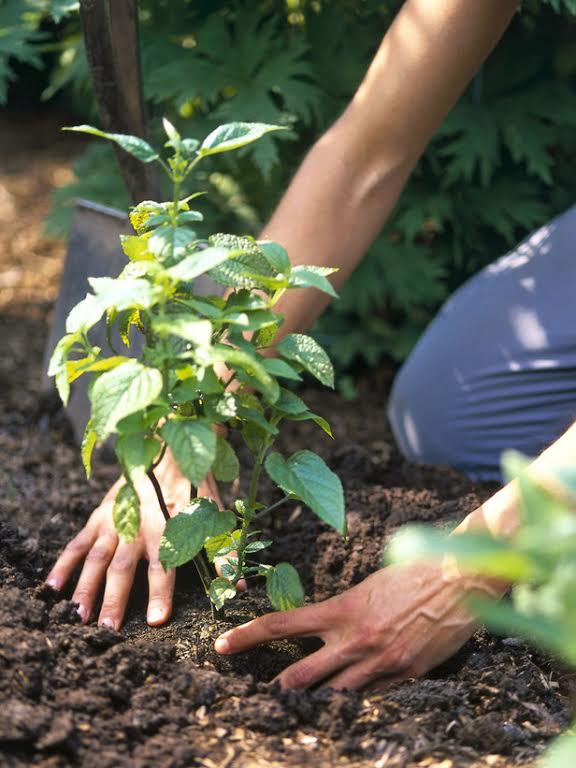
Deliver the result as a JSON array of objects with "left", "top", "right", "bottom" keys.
[{"left": 3, "top": 0, "right": 576, "bottom": 387}]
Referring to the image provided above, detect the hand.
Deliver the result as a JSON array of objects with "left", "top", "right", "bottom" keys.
[
  {"left": 214, "top": 561, "right": 506, "bottom": 690},
  {"left": 46, "top": 452, "right": 221, "bottom": 630}
]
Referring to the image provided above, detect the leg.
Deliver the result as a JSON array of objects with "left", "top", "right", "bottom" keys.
[{"left": 388, "top": 205, "right": 576, "bottom": 481}]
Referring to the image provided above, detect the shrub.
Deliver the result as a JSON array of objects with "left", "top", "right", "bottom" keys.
[{"left": 48, "top": 118, "right": 346, "bottom": 616}]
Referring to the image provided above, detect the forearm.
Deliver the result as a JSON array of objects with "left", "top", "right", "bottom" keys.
[
  {"left": 263, "top": 0, "right": 519, "bottom": 338},
  {"left": 456, "top": 420, "right": 576, "bottom": 539}
]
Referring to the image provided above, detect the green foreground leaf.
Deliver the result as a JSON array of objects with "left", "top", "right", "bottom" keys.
[
  {"left": 266, "top": 563, "right": 305, "bottom": 611},
  {"left": 276, "top": 333, "right": 334, "bottom": 388},
  {"left": 199, "top": 122, "right": 285, "bottom": 157},
  {"left": 64, "top": 125, "right": 159, "bottom": 162},
  {"left": 113, "top": 483, "right": 140, "bottom": 542},
  {"left": 265, "top": 450, "right": 345, "bottom": 534},
  {"left": 159, "top": 499, "right": 236, "bottom": 569},
  {"left": 90, "top": 361, "right": 163, "bottom": 440},
  {"left": 160, "top": 419, "right": 216, "bottom": 487}
]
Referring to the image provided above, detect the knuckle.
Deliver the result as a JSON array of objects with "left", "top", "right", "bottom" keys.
[
  {"left": 85, "top": 546, "right": 113, "bottom": 564},
  {"left": 63, "top": 535, "right": 89, "bottom": 555},
  {"left": 264, "top": 612, "right": 291, "bottom": 638},
  {"left": 353, "top": 624, "right": 381, "bottom": 653},
  {"left": 284, "top": 662, "right": 313, "bottom": 689},
  {"left": 148, "top": 559, "right": 168, "bottom": 575},
  {"left": 107, "top": 556, "right": 136, "bottom": 575}
]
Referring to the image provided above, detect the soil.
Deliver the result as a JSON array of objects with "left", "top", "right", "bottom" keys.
[{"left": 0, "top": 109, "right": 573, "bottom": 767}]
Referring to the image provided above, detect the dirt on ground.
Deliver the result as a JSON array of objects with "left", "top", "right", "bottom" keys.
[{"left": 0, "top": 109, "right": 573, "bottom": 767}]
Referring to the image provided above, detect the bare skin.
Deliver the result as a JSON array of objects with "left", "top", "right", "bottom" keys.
[
  {"left": 48, "top": 0, "right": 524, "bottom": 684},
  {"left": 46, "top": 452, "right": 204, "bottom": 629},
  {"left": 214, "top": 424, "right": 576, "bottom": 690},
  {"left": 213, "top": 562, "right": 505, "bottom": 691}
]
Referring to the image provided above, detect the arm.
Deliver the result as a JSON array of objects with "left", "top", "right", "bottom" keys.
[
  {"left": 215, "top": 421, "right": 576, "bottom": 691},
  {"left": 262, "top": 0, "right": 519, "bottom": 337}
]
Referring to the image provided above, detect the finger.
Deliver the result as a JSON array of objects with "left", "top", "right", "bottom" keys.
[
  {"left": 146, "top": 559, "right": 175, "bottom": 626},
  {"left": 324, "top": 660, "right": 409, "bottom": 692},
  {"left": 214, "top": 602, "right": 332, "bottom": 654},
  {"left": 275, "top": 644, "right": 352, "bottom": 690},
  {"left": 70, "top": 532, "right": 117, "bottom": 623},
  {"left": 98, "top": 540, "right": 141, "bottom": 630},
  {"left": 45, "top": 526, "right": 98, "bottom": 592}
]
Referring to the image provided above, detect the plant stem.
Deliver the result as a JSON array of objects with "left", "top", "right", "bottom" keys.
[
  {"left": 147, "top": 469, "right": 170, "bottom": 522},
  {"left": 255, "top": 494, "right": 290, "bottom": 519},
  {"left": 232, "top": 444, "right": 267, "bottom": 586}
]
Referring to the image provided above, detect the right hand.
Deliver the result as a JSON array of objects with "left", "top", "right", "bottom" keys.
[{"left": 46, "top": 451, "right": 209, "bottom": 630}]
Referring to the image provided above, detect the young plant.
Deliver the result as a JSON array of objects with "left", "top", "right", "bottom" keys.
[
  {"left": 49, "top": 118, "right": 345, "bottom": 617},
  {"left": 386, "top": 451, "right": 576, "bottom": 767}
]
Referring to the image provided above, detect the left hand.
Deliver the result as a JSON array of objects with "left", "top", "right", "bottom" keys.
[{"left": 214, "top": 561, "right": 505, "bottom": 690}]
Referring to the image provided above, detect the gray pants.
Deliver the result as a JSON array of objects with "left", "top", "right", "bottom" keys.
[{"left": 388, "top": 205, "right": 576, "bottom": 481}]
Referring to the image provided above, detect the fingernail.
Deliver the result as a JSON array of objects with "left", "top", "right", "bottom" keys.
[
  {"left": 214, "top": 635, "right": 230, "bottom": 654},
  {"left": 76, "top": 604, "right": 88, "bottom": 623},
  {"left": 99, "top": 617, "right": 115, "bottom": 630},
  {"left": 147, "top": 607, "right": 165, "bottom": 625},
  {"left": 45, "top": 578, "right": 60, "bottom": 591}
]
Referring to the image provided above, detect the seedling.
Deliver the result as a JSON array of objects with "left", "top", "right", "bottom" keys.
[
  {"left": 49, "top": 119, "right": 345, "bottom": 617},
  {"left": 387, "top": 450, "right": 576, "bottom": 767}
]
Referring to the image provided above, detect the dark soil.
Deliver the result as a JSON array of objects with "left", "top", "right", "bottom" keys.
[{"left": 1, "top": 110, "right": 573, "bottom": 767}]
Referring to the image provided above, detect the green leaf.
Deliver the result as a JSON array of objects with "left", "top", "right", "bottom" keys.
[
  {"left": 265, "top": 450, "right": 345, "bottom": 534},
  {"left": 148, "top": 226, "right": 196, "bottom": 262},
  {"left": 66, "top": 355, "right": 130, "bottom": 383},
  {"left": 204, "top": 529, "right": 242, "bottom": 562},
  {"left": 385, "top": 525, "right": 544, "bottom": 582},
  {"left": 129, "top": 201, "right": 165, "bottom": 234},
  {"left": 113, "top": 483, "right": 140, "bottom": 542},
  {"left": 209, "top": 577, "right": 237, "bottom": 609},
  {"left": 273, "top": 388, "right": 309, "bottom": 415},
  {"left": 120, "top": 234, "right": 153, "bottom": 262},
  {"left": 266, "top": 563, "right": 305, "bottom": 611},
  {"left": 221, "top": 309, "right": 279, "bottom": 332},
  {"left": 159, "top": 498, "right": 236, "bottom": 569},
  {"left": 162, "top": 117, "right": 180, "bottom": 142},
  {"left": 261, "top": 357, "right": 302, "bottom": 382},
  {"left": 153, "top": 316, "right": 213, "bottom": 348},
  {"left": 89, "top": 276, "right": 161, "bottom": 312},
  {"left": 502, "top": 450, "right": 570, "bottom": 525},
  {"left": 64, "top": 125, "right": 159, "bottom": 163},
  {"left": 468, "top": 595, "right": 576, "bottom": 666},
  {"left": 257, "top": 240, "right": 291, "bottom": 273},
  {"left": 177, "top": 210, "right": 204, "bottom": 225},
  {"left": 81, "top": 420, "right": 98, "bottom": 479},
  {"left": 212, "top": 436, "right": 240, "bottom": 482},
  {"left": 160, "top": 419, "right": 216, "bottom": 487},
  {"left": 276, "top": 333, "right": 334, "bottom": 388},
  {"left": 115, "top": 435, "right": 161, "bottom": 484},
  {"left": 117, "top": 309, "right": 141, "bottom": 348},
  {"left": 245, "top": 540, "right": 272, "bottom": 554},
  {"left": 176, "top": 296, "right": 224, "bottom": 319},
  {"left": 200, "top": 345, "right": 279, "bottom": 403},
  {"left": 289, "top": 410, "right": 334, "bottom": 438},
  {"left": 90, "top": 361, "right": 163, "bottom": 440},
  {"left": 48, "top": 332, "right": 82, "bottom": 405},
  {"left": 540, "top": 730, "right": 576, "bottom": 768},
  {"left": 166, "top": 246, "right": 232, "bottom": 282},
  {"left": 65, "top": 294, "right": 105, "bottom": 334},
  {"left": 198, "top": 122, "right": 285, "bottom": 157},
  {"left": 288, "top": 266, "right": 338, "bottom": 298}
]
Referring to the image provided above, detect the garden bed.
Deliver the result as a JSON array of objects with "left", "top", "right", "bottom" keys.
[{"left": 0, "top": 110, "right": 572, "bottom": 767}]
